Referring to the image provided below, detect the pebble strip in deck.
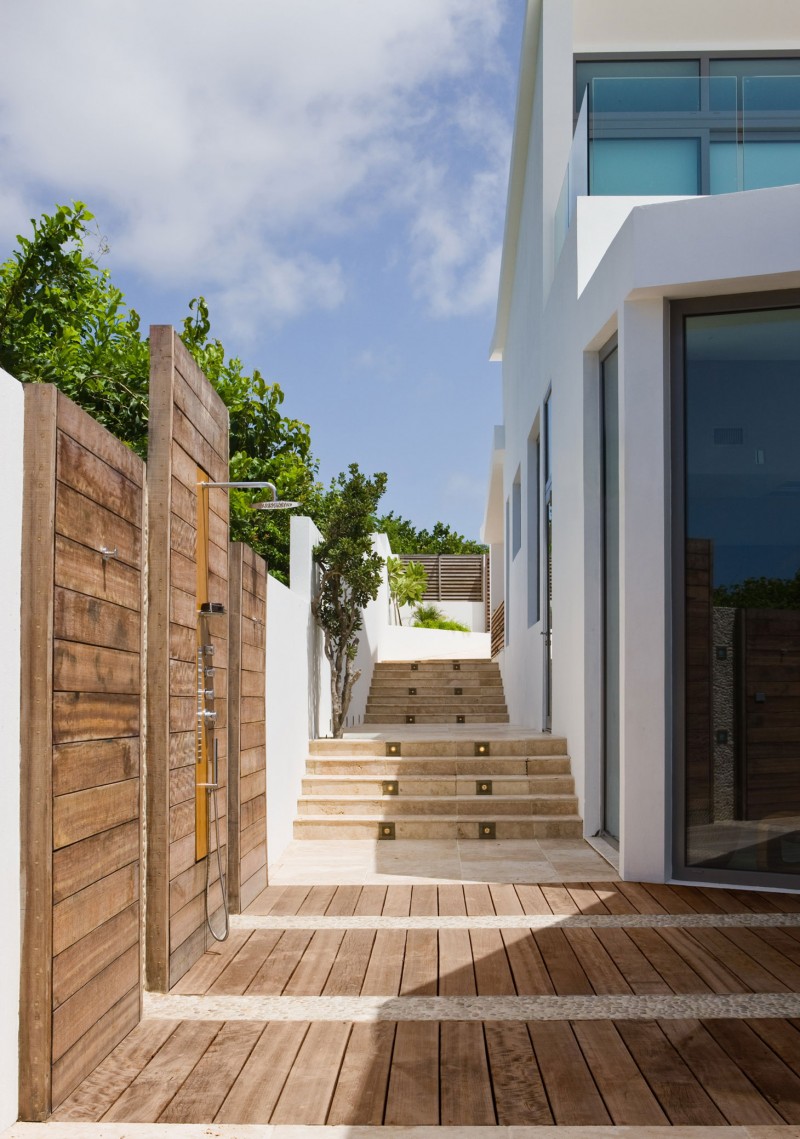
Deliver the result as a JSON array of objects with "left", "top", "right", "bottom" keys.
[
  {"left": 144, "top": 990, "right": 800, "bottom": 1022},
  {"left": 232, "top": 911, "right": 800, "bottom": 930}
]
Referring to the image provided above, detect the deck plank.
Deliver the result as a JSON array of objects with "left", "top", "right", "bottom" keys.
[
  {"left": 353, "top": 884, "right": 387, "bottom": 915},
  {"left": 625, "top": 927, "right": 713, "bottom": 994},
  {"left": 159, "top": 1021, "right": 264, "bottom": 1122},
  {"left": 501, "top": 927, "right": 555, "bottom": 995},
  {"left": 440, "top": 1021, "right": 495, "bottom": 1125},
  {"left": 564, "top": 927, "right": 633, "bottom": 994},
  {"left": 566, "top": 883, "right": 610, "bottom": 914},
  {"left": 410, "top": 884, "right": 438, "bottom": 915},
  {"left": 296, "top": 884, "right": 336, "bottom": 915},
  {"left": 399, "top": 929, "right": 438, "bottom": 995},
  {"left": 683, "top": 926, "right": 790, "bottom": 993},
  {"left": 530, "top": 1020, "right": 612, "bottom": 1125},
  {"left": 246, "top": 929, "right": 313, "bottom": 995},
  {"left": 326, "top": 885, "right": 363, "bottom": 916},
  {"left": 703, "top": 1018, "right": 800, "bottom": 1122},
  {"left": 484, "top": 1020, "right": 552, "bottom": 1125},
  {"left": 659, "top": 1018, "right": 784, "bottom": 1125},
  {"left": 282, "top": 928, "right": 345, "bottom": 995},
  {"left": 572, "top": 1020, "right": 668, "bottom": 1125},
  {"left": 490, "top": 883, "right": 524, "bottom": 914},
  {"left": 592, "top": 928, "right": 672, "bottom": 993},
  {"left": 615, "top": 1020, "right": 727, "bottom": 1124},
  {"left": 470, "top": 927, "right": 516, "bottom": 995},
  {"left": 534, "top": 928, "right": 593, "bottom": 995},
  {"left": 438, "top": 928, "right": 476, "bottom": 995},
  {"left": 384, "top": 1021, "right": 439, "bottom": 1125},
  {"left": 209, "top": 931, "right": 282, "bottom": 995},
  {"left": 437, "top": 884, "right": 466, "bottom": 915},
  {"left": 216, "top": 1021, "right": 309, "bottom": 1123},
  {"left": 514, "top": 883, "right": 552, "bottom": 914},
  {"left": 464, "top": 882, "right": 495, "bottom": 915},
  {"left": 322, "top": 929, "right": 376, "bottom": 996},
  {"left": 102, "top": 1020, "right": 222, "bottom": 1122},
  {"left": 169, "top": 930, "right": 251, "bottom": 995},
  {"left": 382, "top": 885, "right": 412, "bottom": 916},
  {"left": 360, "top": 928, "right": 406, "bottom": 996},
  {"left": 327, "top": 1021, "right": 396, "bottom": 1125},
  {"left": 270, "top": 1020, "right": 352, "bottom": 1124}
]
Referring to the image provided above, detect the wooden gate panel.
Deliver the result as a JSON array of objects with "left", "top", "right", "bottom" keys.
[{"left": 20, "top": 386, "right": 144, "bottom": 1118}]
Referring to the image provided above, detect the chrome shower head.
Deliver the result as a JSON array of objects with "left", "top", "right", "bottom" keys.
[{"left": 196, "top": 480, "right": 299, "bottom": 510}]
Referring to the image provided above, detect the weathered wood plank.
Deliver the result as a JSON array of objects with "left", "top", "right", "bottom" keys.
[
  {"left": 54, "top": 587, "right": 140, "bottom": 653},
  {"left": 53, "top": 738, "right": 139, "bottom": 798},
  {"left": 51, "top": 1017, "right": 177, "bottom": 1121},
  {"left": 384, "top": 1021, "right": 439, "bottom": 1125},
  {"left": 51, "top": 986, "right": 140, "bottom": 1111},
  {"left": 616, "top": 1020, "right": 726, "bottom": 1124},
  {"left": 327, "top": 1021, "right": 395, "bottom": 1125},
  {"left": 53, "top": 820, "right": 139, "bottom": 904},
  {"left": 56, "top": 483, "right": 140, "bottom": 568},
  {"left": 19, "top": 382, "right": 58, "bottom": 1120},
  {"left": 484, "top": 1020, "right": 552, "bottom": 1125},
  {"left": 56, "top": 391, "right": 144, "bottom": 486},
  {"left": 361, "top": 929, "right": 406, "bottom": 996},
  {"left": 102, "top": 1019, "right": 223, "bottom": 1122},
  {"left": 52, "top": 944, "right": 139, "bottom": 1062},
  {"left": 53, "top": 779, "right": 139, "bottom": 849},
  {"left": 56, "top": 431, "right": 141, "bottom": 525},
  {"left": 270, "top": 1021, "right": 351, "bottom": 1125},
  {"left": 440, "top": 1021, "right": 495, "bottom": 1125},
  {"left": 53, "top": 691, "right": 139, "bottom": 744},
  {"left": 247, "top": 930, "right": 314, "bottom": 994},
  {"left": 55, "top": 534, "right": 140, "bottom": 612},
  {"left": 529, "top": 1021, "right": 612, "bottom": 1125},
  {"left": 399, "top": 929, "right": 438, "bottom": 995},
  {"left": 53, "top": 862, "right": 139, "bottom": 956},
  {"left": 53, "top": 904, "right": 139, "bottom": 1008},
  {"left": 216, "top": 1022, "right": 308, "bottom": 1123},
  {"left": 471, "top": 928, "right": 516, "bottom": 995},
  {"left": 573, "top": 1020, "right": 669, "bottom": 1124},
  {"left": 159, "top": 1021, "right": 264, "bottom": 1123}
]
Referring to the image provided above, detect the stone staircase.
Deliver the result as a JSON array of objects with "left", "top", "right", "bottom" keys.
[
  {"left": 294, "top": 734, "right": 583, "bottom": 840},
  {"left": 364, "top": 659, "right": 509, "bottom": 724}
]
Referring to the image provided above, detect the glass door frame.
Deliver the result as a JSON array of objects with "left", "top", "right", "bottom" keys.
[
  {"left": 670, "top": 288, "right": 800, "bottom": 889},
  {"left": 543, "top": 391, "right": 553, "bottom": 732},
  {"left": 600, "top": 337, "right": 621, "bottom": 846}
]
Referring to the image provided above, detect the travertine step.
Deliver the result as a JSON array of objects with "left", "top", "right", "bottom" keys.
[
  {"left": 305, "top": 755, "right": 573, "bottom": 776},
  {"left": 370, "top": 677, "right": 503, "bottom": 689},
  {"left": 302, "top": 773, "right": 575, "bottom": 795},
  {"left": 293, "top": 815, "right": 584, "bottom": 840},
  {"left": 308, "top": 738, "right": 568, "bottom": 756},
  {"left": 364, "top": 712, "right": 510, "bottom": 724},
  {"left": 297, "top": 794, "right": 579, "bottom": 817},
  {"left": 366, "top": 700, "right": 509, "bottom": 712}
]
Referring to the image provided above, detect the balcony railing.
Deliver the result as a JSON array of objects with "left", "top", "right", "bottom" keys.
[{"left": 555, "top": 74, "right": 800, "bottom": 261}]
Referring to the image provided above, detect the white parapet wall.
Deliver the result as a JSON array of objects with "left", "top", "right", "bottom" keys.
[
  {"left": 378, "top": 626, "right": 491, "bottom": 661},
  {"left": 0, "top": 368, "right": 23, "bottom": 1128},
  {"left": 265, "top": 516, "right": 331, "bottom": 866}
]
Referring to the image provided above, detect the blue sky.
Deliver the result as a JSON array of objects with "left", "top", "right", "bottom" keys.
[{"left": 0, "top": 1, "right": 525, "bottom": 540}]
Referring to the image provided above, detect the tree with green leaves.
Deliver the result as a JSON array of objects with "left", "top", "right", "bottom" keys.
[
  {"left": 378, "top": 511, "right": 487, "bottom": 555},
  {"left": 386, "top": 556, "right": 428, "bottom": 624},
  {"left": 0, "top": 203, "right": 318, "bottom": 582},
  {"left": 312, "top": 464, "right": 388, "bottom": 737}
]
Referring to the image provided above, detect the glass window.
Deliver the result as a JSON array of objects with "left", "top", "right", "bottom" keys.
[
  {"left": 591, "top": 138, "right": 701, "bottom": 196},
  {"left": 576, "top": 58, "right": 699, "bottom": 112},
  {"left": 512, "top": 471, "right": 522, "bottom": 559},
  {"left": 527, "top": 433, "right": 540, "bottom": 627},
  {"left": 682, "top": 305, "right": 800, "bottom": 880},
  {"left": 710, "top": 57, "right": 800, "bottom": 107}
]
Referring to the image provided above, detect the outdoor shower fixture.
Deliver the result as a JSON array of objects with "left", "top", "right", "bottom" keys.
[
  {"left": 194, "top": 477, "right": 299, "bottom": 941},
  {"left": 197, "top": 479, "right": 300, "bottom": 510}
]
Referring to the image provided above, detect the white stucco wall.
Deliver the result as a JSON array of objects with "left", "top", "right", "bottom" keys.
[
  {"left": 378, "top": 626, "right": 490, "bottom": 662},
  {"left": 398, "top": 599, "right": 486, "bottom": 632},
  {"left": 346, "top": 533, "right": 393, "bottom": 728},
  {"left": 0, "top": 368, "right": 23, "bottom": 1128},
  {"left": 492, "top": 0, "right": 800, "bottom": 884}
]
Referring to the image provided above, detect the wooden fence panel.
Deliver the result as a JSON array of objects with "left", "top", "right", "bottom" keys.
[
  {"left": 228, "top": 543, "right": 268, "bottom": 913},
  {"left": 147, "top": 327, "right": 230, "bottom": 990},
  {"left": 399, "top": 554, "right": 488, "bottom": 603},
  {"left": 20, "top": 386, "right": 145, "bottom": 1118}
]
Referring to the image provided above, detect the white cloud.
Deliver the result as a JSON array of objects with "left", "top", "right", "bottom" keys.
[{"left": 0, "top": 0, "right": 511, "bottom": 327}]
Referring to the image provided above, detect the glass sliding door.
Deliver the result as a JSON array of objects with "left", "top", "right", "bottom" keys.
[
  {"left": 679, "top": 301, "right": 800, "bottom": 882},
  {"left": 602, "top": 347, "right": 621, "bottom": 842}
]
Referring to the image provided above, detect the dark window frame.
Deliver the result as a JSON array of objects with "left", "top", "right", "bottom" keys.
[{"left": 670, "top": 288, "right": 800, "bottom": 891}]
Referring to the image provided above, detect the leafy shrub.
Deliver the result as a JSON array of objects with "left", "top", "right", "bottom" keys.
[{"left": 412, "top": 604, "right": 470, "bottom": 632}]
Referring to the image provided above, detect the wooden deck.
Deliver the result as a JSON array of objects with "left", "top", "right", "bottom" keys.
[{"left": 50, "top": 882, "right": 800, "bottom": 1128}]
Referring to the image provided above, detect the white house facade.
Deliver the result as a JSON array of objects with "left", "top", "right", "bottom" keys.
[{"left": 485, "top": 0, "right": 800, "bottom": 888}]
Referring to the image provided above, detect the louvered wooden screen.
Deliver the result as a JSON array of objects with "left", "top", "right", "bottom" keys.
[
  {"left": 399, "top": 554, "right": 488, "bottom": 602},
  {"left": 491, "top": 601, "right": 505, "bottom": 658}
]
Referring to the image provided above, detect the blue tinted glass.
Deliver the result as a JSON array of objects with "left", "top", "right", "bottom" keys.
[
  {"left": 591, "top": 76, "right": 700, "bottom": 113},
  {"left": 709, "top": 142, "right": 742, "bottom": 194},
  {"left": 576, "top": 58, "right": 699, "bottom": 110},
  {"left": 591, "top": 138, "right": 700, "bottom": 195},
  {"left": 683, "top": 308, "right": 800, "bottom": 879},
  {"left": 743, "top": 141, "right": 800, "bottom": 190},
  {"left": 744, "top": 74, "right": 800, "bottom": 112}
]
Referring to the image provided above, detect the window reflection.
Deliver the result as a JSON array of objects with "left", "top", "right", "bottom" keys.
[{"left": 684, "top": 307, "right": 800, "bottom": 878}]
